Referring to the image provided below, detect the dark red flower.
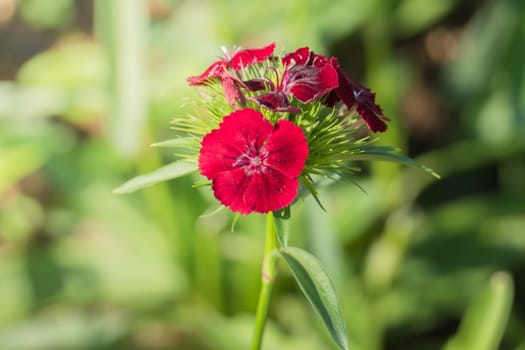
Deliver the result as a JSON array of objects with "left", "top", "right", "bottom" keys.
[
  {"left": 252, "top": 47, "right": 338, "bottom": 112},
  {"left": 281, "top": 47, "right": 338, "bottom": 103},
  {"left": 198, "top": 108, "right": 308, "bottom": 214},
  {"left": 187, "top": 43, "right": 276, "bottom": 86},
  {"left": 330, "top": 57, "right": 390, "bottom": 132},
  {"left": 281, "top": 63, "right": 339, "bottom": 103}
]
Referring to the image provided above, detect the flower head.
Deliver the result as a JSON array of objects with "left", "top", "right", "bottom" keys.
[
  {"left": 252, "top": 47, "right": 338, "bottom": 112},
  {"left": 198, "top": 108, "right": 308, "bottom": 214},
  {"left": 116, "top": 43, "right": 435, "bottom": 216},
  {"left": 281, "top": 47, "right": 338, "bottom": 103}
]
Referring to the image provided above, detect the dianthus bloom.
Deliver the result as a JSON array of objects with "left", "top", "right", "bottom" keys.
[
  {"left": 187, "top": 43, "right": 276, "bottom": 106},
  {"left": 114, "top": 42, "right": 438, "bottom": 350},
  {"left": 198, "top": 108, "right": 308, "bottom": 214},
  {"left": 281, "top": 47, "right": 338, "bottom": 101},
  {"left": 252, "top": 47, "right": 338, "bottom": 112}
]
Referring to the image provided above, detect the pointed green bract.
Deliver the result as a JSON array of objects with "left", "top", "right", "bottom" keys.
[
  {"left": 280, "top": 247, "right": 349, "bottom": 350},
  {"left": 113, "top": 160, "right": 198, "bottom": 194},
  {"left": 230, "top": 212, "right": 241, "bottom": 232}
]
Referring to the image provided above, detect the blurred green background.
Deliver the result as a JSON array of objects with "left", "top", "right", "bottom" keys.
[{"left": 1, "top": 0, "right": 524, "bottom": 349}]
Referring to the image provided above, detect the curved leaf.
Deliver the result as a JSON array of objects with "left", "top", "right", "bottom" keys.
[
  {"left": 343, "top": 145, "right": 440, "bottom": 179},
  {"left": 280, "top": 247, "right": 348, "bottom": 350},
  {"left": 151, "top": 137, "right": 196, "bottom": 149},
  {"left": 113, "top": 161, "right": 198, "bottom": 194}
]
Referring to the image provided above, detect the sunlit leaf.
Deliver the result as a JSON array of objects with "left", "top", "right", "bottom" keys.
[
  {"left": 151, "top": 137, "right": 195, "bottom": 148},
  {"left": 280, "top": 247, "right": 348, "bottom": 350},
  {"left": 113, "top": 161, "right": 198, "bottom": 194},
  {"left": 151, "top": 137, "right": 196, "bottom": 148},
  {"left": 343, "top": 146, "right": 440, "bottom": 179}
]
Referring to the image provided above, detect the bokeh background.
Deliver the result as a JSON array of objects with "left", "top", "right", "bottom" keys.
[{"left": 1, "top": 0, "right": 525, "bottom": 349}]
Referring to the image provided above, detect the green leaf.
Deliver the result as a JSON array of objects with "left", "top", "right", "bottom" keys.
[
  {"left": 280, "top": 247, "right": 348, "bottom": 350},
  {"left": 95, "top": 0, "right": 149, "bottom": 157},
  {"left": 151, "top": 137, "right": 196, "bottom": 149},
  {"left": 343, "top": 146, "right": 440, "bottom": 179},
  {"left": 273, "top": 207, "right": 290, "bottom": 248},
  {"left": 113, "top": 161, "right": 198, "bottom": 194}
]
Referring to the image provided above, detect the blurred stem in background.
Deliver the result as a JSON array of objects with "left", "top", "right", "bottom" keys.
[
  {"left": 94, "top": 0, "right": 148, "bottom": 158},
  {"left": 94, "top": 0, "right": 191, "bottom": 267},
  {"left": 360, "top": 8, "right": 404, "bottom": 349},
  {"left": 444, "top": 272, "right": 514, "bottom": 350}
]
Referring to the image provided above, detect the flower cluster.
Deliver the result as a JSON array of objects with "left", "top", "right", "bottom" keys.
[
  {"left": 187, "top": 43, "right": 389, "bottom": 132},
  {"left": 176, "top": 43, "right": 393, "bottom": 214}
]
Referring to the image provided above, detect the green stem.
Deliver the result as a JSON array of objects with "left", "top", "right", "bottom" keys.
[{"left": 251, "top": 213, "right": 279, "bottom": 350}]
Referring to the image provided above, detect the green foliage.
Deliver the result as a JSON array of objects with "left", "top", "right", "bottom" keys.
[
  {"left": 113, "top": 160, "right": 198, "bottom": 194},
  {"left": 280, "top": 247, "right": 349, "bottom": 350}
]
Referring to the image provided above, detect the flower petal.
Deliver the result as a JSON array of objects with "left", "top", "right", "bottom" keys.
[
  {"left": 264, "top": 120, "right": 309, "bottom": 178},
  {"left": 284, "top": 64, "right": 339, "bottom": 103},
  {"left": 243, "top": 169, "right": 299, "bottom": 213},
  {"left": 221, "top": 76, "right": 245, "bottom": 106},
  {"left": 352, "top": 85, "right": 389, "bottom": 132},
  {"left": 329, "top": 57, "right": 355, "bottom": 109},
  {"left": 212, "top": 168, "right": 252, "bottom": 214},
  {"left": 330, "top": 57, "right": 389, "bottom": 132},
  {"left": 187, "top": 61, "right": 225, "bottom": 85},
  {"left": 225, "top": 108, "right": 273, "bottom": 149},
  {"left": 283, "top": 47, "right": 310, "bottom": 66},
  {"left": 199, "top": 129, "right": 240, "bottom": 180},
  {"left": 187, "top": 43, "right": 275, "bottom": 86},
  {"left": 229, "top": 43, "right": 275, "bottom": 70},
  {"left": 283, "top": 47, "right": 330, "bottom": 67}
]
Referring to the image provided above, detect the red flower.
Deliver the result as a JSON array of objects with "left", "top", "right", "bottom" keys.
[
  {"left": 199, "top": 108, "right": 308, "bottom": 214},
  {"left": 330, "top": 57, "right": 390, "bottom": 132},
  {"left": 281, "top": 63, "right": 339, "bottom": 103},
  {"left": 253, "top": 47, "right": 338, "bottom": 112},
  {"left": 281, "top": 47, "right": 338, "bottom": 103},
  {"left": 187, "top": 43, "right": 276, "bottom": 86}
]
